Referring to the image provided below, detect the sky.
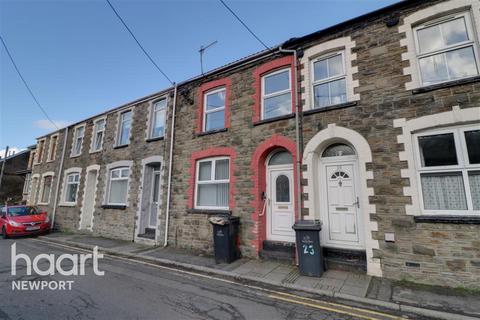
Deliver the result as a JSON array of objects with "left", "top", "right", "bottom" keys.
[{"left": 0, "top": 0, "right": 397, "bottom": 151}]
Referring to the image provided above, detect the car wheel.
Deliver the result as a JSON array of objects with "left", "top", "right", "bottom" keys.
[{"left": 1, "top": 227, "right": 8, "bottom": 239}]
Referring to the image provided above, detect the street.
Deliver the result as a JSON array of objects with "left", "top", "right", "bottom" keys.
[{"left": 0, "top": 237, "right": 423, "bottom": 320}]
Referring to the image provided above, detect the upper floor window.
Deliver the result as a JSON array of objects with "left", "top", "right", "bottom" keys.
[
  {"left": 40, "top": 175, "right": 53, "bottom": 204},
  {"left": 36, "top": 139, "right": 45, "bottom": 164},
  {"left": 117, "top": 110, "right": 132, "bottom": 146},
  {"left": 414, "top": 125, "right": 480, "bottom": 215},
  {"left": 64, "top": 172, "right": 80, "bottom": 203},
  {"left": 150, "top": 99, "right": 167, "bottom": 138},
  {"left": 107, "top": 167, "right": 130, "bottom": 205},
  {"left": 195, "top": 157, "right": 230, "bottom": 209},
  {"left": 414, "top": 12, "right": 479, "bottom": 86},
  {"left": 203, "top": 88, "right": 226, "bottom": 131},
  {"left": 48, "top": 135, "right": 58, "bottom": 162},
  {"left": 28, "top": 151, "right": 36, "bottom": 169},
  {"left": 71, "top": 126, "right": 85, "bottom": 157},
  {"left": 261, "top": 68, "right": 291, "bottom": 120},
  {"left": 312, "top": 51, "right": 347, "bottom": 108},
  {"left": 91, "top": 118, "right": 106, "bottom": 152}
]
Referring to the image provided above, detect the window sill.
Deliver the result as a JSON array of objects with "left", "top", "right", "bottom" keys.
[
  {"left": 412, "top": 76, "right": 480, "bottom": 94},
  {"left": 70, "top": 154, "right": 81, "bottom": 158},
  {"left": 253, "top": 113, "right": 295, "bottom": 126},
  {"left": 414, "top": 215, "right": 480, "bottom": 224},
  {"left": 89, "top": 149, "right": 103, "bottom": 154},
  {"left": 187, "top": 209, "right": 231, "bottom": 215},
  {"left": 37, "top": 202, "right": 49, "bottom": 206},
  {"left": 146, "top": 136, "right": 165, "bottom": 142},
  {"left": 196, "top": 128, "right": 228, "bottom": 137},
  {"left": 113, "top": 144, "right": 129, "bottom": 150},
  {"left": 59, "top": 203, "right": 76, "bottom": 207},
  {"left": 102, "top": 204, "right": 127, "bottom": 210},
  {"left": 303, "top": 101, "right": 358, "bottom": 116}
]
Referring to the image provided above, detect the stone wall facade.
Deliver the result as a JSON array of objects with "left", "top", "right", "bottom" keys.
[{"left": 31, "top": 92, "right": 173, "bottom": 244}]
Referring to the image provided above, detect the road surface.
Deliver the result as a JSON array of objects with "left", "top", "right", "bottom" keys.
[{"left": 0, "top": 237, "right": 425, "bottom": 320}]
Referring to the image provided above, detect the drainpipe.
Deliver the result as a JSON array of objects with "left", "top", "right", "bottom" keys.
[
  {"left": 51, "top": 127, "right": 68, "bottom": 230},
  {"left": 278, "top": 47, "right": 302, "bottom": 221},
  {"left": 164, "top": 83, "right": 178, "bottom": 247}
]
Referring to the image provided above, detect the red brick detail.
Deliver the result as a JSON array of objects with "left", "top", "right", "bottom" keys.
[
  {"left": 187, "top": 147, "right": 237, "bottom": 209},
  {"left": 250, "top": 135, "right": 300, "bottom": 254},
  {"left": 251, "top": 56, "right": 296, "bottom": 123},
  {"left": 196, "top": 78, "right": 232, "bottom": 133}
]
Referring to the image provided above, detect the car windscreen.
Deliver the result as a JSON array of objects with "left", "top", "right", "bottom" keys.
[{"left": 8, "top": 207, "right": 38, "bottom": 216}]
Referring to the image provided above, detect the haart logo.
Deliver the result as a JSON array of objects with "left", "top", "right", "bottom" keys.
[{"left": 10, "top": 243, "right": 105, "bottom": 291}]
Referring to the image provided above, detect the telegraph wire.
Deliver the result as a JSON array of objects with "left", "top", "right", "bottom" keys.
[
  {"left": 218, "top": 0, "right": 271, "bottom": 51},
  {"left": 105, "top": 0, "right": 174, "bottom": 85},
  {"left": 0, "top": 35, "right": 59, "bottom": 130}
]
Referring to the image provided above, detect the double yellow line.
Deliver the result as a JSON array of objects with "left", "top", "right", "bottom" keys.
[
  {"left": 29, "top": 238, "right": 403, "bottom": 320},
  {"left": 267, "top": 292, "right": 403, "bottom": 320}
]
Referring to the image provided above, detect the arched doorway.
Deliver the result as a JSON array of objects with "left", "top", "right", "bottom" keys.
[
  {"left": 319, "top": 143, "right": 363, "bottom": 249},
  {"left": 266, "top": 149, "right": 295, "bottom": 242},
  {"left": 302, "top": 124, "right": 382, "bottom": 276}
]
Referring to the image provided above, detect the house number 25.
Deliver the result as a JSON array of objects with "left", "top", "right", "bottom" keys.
[{"left": 303, "top": 244, "right": 315, "bottom": 255}]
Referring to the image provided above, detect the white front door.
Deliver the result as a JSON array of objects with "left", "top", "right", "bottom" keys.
[
  {"left": 80, "top": 170, "right": 98, "bottom": 231},
  {"left": 323, "top": 162, "right": 362, "bottom": 247},
  {"left": 149, "top": 170, "right": 161, "bottom": 228},
  {"left": 267, "top": 166, "right": 295, "bottom": 242}
]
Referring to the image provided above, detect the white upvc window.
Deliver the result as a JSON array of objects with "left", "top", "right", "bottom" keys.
[
  {"left": 64, "top": 173, "right": 80, "bottom": 204},
  {"left": 71, "top": 126, "right": 85, "bottom": 157},
  {"left": 261, "top": 68, "right": 292, "bottom": 120},
  {"left": 195, "top": 157, "right": 230, "bottom": 209},
  {"left": 413, "top": 124, "right": 480, "bottom": 215},
  {"left": 40, "top": 175, "right": 53, "bottom": 204},
  {"left": 23, "top": 173, "right": 32, "bottom": 194},
  {"left": 35, "top": 139, "right": 46, "bottom": 164},
  {"left": 47, "top": 135, "right": 58, "bottom": 162},
  {"left": 414, "top": 12, "right": 479, "bottom": 86},
  {"left": 91, "top": 118, "right": 106, "bottom": 152},
  {"left": 150, "top": 99, "right": 167, "bottom": 138},
  {"left": 117, "top": 110, "right": 132, "bottom": 146},
  {"left": 203, "top": 88, "right": 226, "bottom": 132},
  {"left": 107, "top": 167, "right": 130, "bottom": 205},
  {"left": 311, "top": 51, "right": 347, "bottom": 108}
]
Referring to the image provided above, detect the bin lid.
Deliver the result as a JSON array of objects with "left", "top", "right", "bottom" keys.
[
  {"left": 292, "top": 220, "right": 322, "bottom": 230},
  {"left": 208, "top": 215, "right": 240, "bottom": 225}
]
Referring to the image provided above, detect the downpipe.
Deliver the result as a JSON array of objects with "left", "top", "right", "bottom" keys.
[
  {"left": 278, "top": 47, "right": 302, "bottom": 222},
  {"left": 51, "top": 127, "right": 68, "bottom": 230},
  {"left": 164, "top": 84, "right": 178, "bottom": 247}
]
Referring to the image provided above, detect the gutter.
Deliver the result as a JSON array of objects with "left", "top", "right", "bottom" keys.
[
  {"left": 50, "top": 127, "right": 68, "bottom": 229},
  {"left": 163, "top": 84, "right": 178, "bottom": 247},
  {"left": 278, "top": 47, "right": 302, "bottom": 221}
]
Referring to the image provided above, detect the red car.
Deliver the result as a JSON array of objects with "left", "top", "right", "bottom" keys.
[{"left": 0, "top": 205, "right": 51, "bottom": 238}]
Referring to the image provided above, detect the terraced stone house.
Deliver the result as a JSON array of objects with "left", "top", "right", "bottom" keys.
[{"left": 27, "top": 0, "right": 480, "bottom": 288}]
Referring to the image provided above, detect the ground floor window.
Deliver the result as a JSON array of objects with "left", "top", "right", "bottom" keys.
[
  {"left": 414, "top": 125, "right": 480, "bottom": 214},
  {"left": 107, "top": 167, "right": 130, "bottom": 205},
  {"left": 195, "top": 157, "right": 230, "bottom": 209},
  {"left": 23, "top": 173, "right": 31, "bottom": 195},
  {"left": 41, "top": 175, "right": 53, "bottom": 204},
  {"left": 65, "top": 173, "right": 80, "bottom": 203}
]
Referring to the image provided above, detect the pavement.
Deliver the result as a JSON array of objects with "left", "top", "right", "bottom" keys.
[{"left": 25, "top": 232, "right": 480, "bottom": 320}]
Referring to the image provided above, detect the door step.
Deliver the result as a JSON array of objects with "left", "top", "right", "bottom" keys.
[
  {"left": 323, "top": 247, "right": 366, "bottom": 273},
  {"left": 138, "top": 227, "right": 156, "bottom": 240},
  {"left": 260, "top": 240, "right": 295, "bottom": 263}
]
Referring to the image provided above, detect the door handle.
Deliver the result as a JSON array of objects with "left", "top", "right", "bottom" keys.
[{"left": 352, "top": 197, "right": 360, "bottom": 208}]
